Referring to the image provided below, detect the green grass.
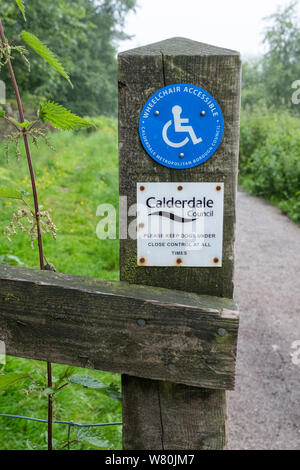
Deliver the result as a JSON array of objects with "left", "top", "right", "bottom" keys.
[
  {"left": 0, "top": 120, "right": 122, "bottom": 450},
  {"left": 0, "top": 122, "right": 119, "bottom": 277}
]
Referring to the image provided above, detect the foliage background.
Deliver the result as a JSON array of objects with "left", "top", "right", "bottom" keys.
[
  {"left": 239, "top": 108, "right": 300, "bottom": 222},
  {"left": 240, "top": 1, "right": 300, "bottom": 223},
  {"left": 0, "top": 0, "right": 136, "bottom": 116},
  {"left": 241, "top": 1, "right": 300, "bottom": 114},
  {"left": 1, "top": 0, "right": 300, "bottom": 451},
  {"left": 0, "top": 122, "right": 121, "bottom": 450}
]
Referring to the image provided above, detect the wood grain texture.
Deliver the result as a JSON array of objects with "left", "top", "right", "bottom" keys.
[
  {"left": 119, "top": 37, "right": 241, "bottom": 450},
  {"left": 0, "top": 264, "right": 238, "bottom": 389},
  {"left": 119, "top": 37, "right": 241, "bottom": 299},
  {"left": 122, "top": 376, "right": 228, "bottom": 450}
]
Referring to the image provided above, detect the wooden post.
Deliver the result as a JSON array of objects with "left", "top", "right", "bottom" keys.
[{"left": 119, "top": 37, "right": 241, "bottom": 450}]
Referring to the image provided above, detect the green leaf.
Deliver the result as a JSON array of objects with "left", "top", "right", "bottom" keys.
[
  {"left": 58, "top": 366, "right": 75, "bottom": 382},
  {"left": 0, "top": 373, "right": 28, "bottom": 392},
  {"left": 19, "top": 120, "right": 38, "bottom": 129},
  {"left": 15, "top": 0, "right": 26, "bottom": 21},
  {"left": 9, "top": 118, "right": 37, "bottom": 130},
  {"left": 0, "top": 186, "right": 24, "bottom": 199},
  {"left": 39, "top": 102, "right": 91, "bottom": 130},
  {"left": 75, "top": 428, "right": 110, "bottom": 449},
  {"left": 21, "top": 31, "right": 72, "bottom": 87},
  {"left": 68, "top": 375, "right": 107, "bottom": 389},
  {"left": 0, "top": 110, "right": 5, "bottom": 118}
]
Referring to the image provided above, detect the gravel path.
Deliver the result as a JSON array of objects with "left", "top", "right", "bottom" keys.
[{"left": 228, "top": 189, "right": 300, "bottom": 450}]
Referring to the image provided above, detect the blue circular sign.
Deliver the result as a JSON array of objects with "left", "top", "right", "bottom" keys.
[{"left": 139, "top": 83, "right": 224, "bottom": 169}]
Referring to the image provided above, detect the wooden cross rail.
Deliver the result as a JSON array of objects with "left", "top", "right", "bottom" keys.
[{"left": 0, "top": 264, "right": 238, "bottom": 390}]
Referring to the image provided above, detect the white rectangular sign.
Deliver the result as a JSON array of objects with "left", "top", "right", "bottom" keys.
[{"left": 137, "top": 182, "right": 224, "bottom": 267}]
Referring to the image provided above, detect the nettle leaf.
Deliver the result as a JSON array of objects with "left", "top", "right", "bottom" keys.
[
  {"left": 58, "top": 366, "right": 75, "bottom": 382},
  {"left": 19, "top": 120, "right": 37, "bottom": 129},
  {"left": 0, "top": 186, "right": 24, "bottom": 199},
  {"left": 68, "top": 375, "right": 121, "bottom": 402},
  {"left": 21, "top": 31, "right": 72, "bottom": 87},
  {"left": 68, "top": 375, "right": 107, "bottom": 389},
  {"left": 0, "top": 110, "right": 5, "bottom": 118},
  {"left": 15, "top": 0, "right": 26, "bottom": 21},
  {"left": 40, "top": 102, "right": 91, "bottom": 130},
  {"left": 9, "top": 118, "right": 37, "bottom": 130},
  {"left": 0, "top": 373, "right": 28, "bottom": 392},
  {"left": 75, "top": 428, "right": 110, "bottom": 449}
]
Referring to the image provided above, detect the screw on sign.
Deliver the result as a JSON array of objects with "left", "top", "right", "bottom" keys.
[
  {"left": 136, "top": 182, "right": 225, "bottom": 268},
  {"left": 119, "top": 37, "right": 241, "bottom": 450}
]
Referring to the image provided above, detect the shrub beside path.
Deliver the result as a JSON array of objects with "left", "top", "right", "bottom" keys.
[{"left": 228, "top": 189, "right": 300, "bottom": 450}]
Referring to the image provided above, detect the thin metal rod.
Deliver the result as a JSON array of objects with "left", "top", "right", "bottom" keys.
[{"left": 0, "top": 414, "right": 122, "bottom": 427}]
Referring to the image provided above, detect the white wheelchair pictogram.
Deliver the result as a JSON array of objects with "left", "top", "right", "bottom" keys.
[{"left": 162, "top": 105, "right": 203, "bottom": 148}]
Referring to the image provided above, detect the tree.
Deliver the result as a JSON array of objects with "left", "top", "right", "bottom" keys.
[
  {"left": 262, "top": 1, "right": 300, "bottom": 112},
  {"left": 0, "top": 0, "right": 136, "bottom": 116},
  {"left": 241, "top": 59, "right": 266, "bottom": 110}
]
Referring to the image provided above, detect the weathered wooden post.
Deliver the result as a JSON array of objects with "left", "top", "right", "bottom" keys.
[
  {"left": 119, "top": 37, "right": 241, "bottom": 449},
  {"left": 0, "top": 36, "right": 241, "bottom": 452}
]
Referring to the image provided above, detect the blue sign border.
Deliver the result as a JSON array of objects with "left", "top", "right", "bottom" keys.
[{"left": 139, "top": 83, "right": 224, "bottom": 170}]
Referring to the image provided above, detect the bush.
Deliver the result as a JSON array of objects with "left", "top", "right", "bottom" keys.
[
  {"left": 83, "top": 116, "right": 117, "bottom": 137},
  {"left": 239, "top": 108, "right": 300, "bottom": 223}
]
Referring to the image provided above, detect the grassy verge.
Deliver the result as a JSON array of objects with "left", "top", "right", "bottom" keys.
[
  {"left": 0, "top": 120, "right": 122, "bottom": 450},
  {"left": 239, "top": 108, "right": 300, "bottom": 223}
]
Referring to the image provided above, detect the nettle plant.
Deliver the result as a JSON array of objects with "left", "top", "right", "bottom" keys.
[{"left": 0, "top": 1, "right": 120, "bottom": 450}]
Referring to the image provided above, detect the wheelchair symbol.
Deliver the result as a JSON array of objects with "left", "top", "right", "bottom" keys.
[{"left": 162, "top": 105, "right": 203, "bottom": 149}]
